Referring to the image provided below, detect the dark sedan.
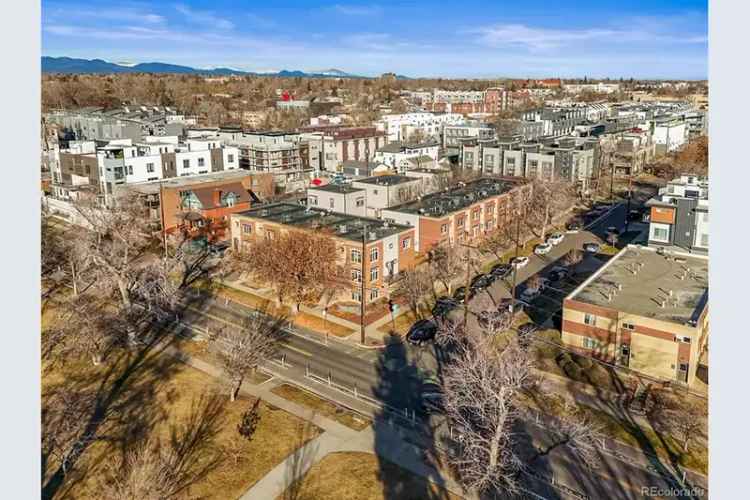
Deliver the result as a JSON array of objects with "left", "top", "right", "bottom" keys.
[
  {"left": 489, "top": 263, "right": 513, "bottom": 280},
  {"left": 470, "top": 274, "right": 494, "bottom": 292},
  {"left": 432, "top": 296, "right": 458, "bottom": 318},
  {"left": 406, "top": 319, "right": 438, "bottom": 346}
]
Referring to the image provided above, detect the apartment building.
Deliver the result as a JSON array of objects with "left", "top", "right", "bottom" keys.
[
  {"left": 562, "top": 245, "right": 708, "bottom": 387},
  {"left": 563, "top": 82, "right": 621, "bottom": 94},
  {"left": 375, "top": 112, "right": 464, "bottom": 143},
  {"left": 50, "top": 136, "right": 240, "bottom": 206},
  {"left": 374, "top": 141, "right": 440, "bottom": 173},
  {"left": 380, "top": 177, "right": 532, "bottom": 253},
  {"left": 600, "top": 129, "right": 655, "bottom": 176},
  {"left": 301, "top": 127, "right": 387, "bottom": 172},
  {"left": 653, "top": 118, "right": 688, "bottom": 154},
  {"left": 443, "top": 122, "right": 496, "bottom": 149},
  {"left": 229, "top": 203, "right": 418, "bottom": 304},
  {"left": 419, "top": 88, "right": 514, "bottom": 115},
  {"left": 121, "top": 170, "right": 274, "bottom": 241},
  {"left": 307, "top": 175, "right": 426, "bottom": 219},
  {"left": 46, "top": 106, "right": 193, "bottom": 142},
  {"left": 521, "top": 107, "right": 588, "bottom": 137},
  {"left": 645, "top": 175, "right": 708, "bottom": 255},
  {"left": 461, "top": 137, "right": 598, "bottom": 192}
]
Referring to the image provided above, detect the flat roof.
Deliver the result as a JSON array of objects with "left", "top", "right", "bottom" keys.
[
  {"left": 354, "top": 175, "right": 416, "bottom": 186},
  {"left": 385, "top": 177, "right": 525, "bottom": 217},
  {"left": 236, "top": 202, "right": 410, "bottom": 242},
  {"left": 308, "top": 183, "right": 364, "bottom": 194},
  {"left": 568, "top": 246, "right": 708, "bottom": 326},
  {"left": 122, "top": 170, "right": 257, "bottom": 194}
]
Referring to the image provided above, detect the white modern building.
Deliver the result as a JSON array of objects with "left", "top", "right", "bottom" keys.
[
  {"left": 374, "top": 141, "right": 441, "bottom": 174},
  {"left": 375, "top": 112, "right": 464, "bottom": 143}
]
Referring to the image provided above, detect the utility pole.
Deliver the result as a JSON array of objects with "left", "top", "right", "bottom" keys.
[{"left": 360, "top": 223, "right": 367, "bottom": 345}]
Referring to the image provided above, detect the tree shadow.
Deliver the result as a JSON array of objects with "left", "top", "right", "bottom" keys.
[
  {"left": 371, "top": 333, "right": 452, "bottom": 500},
  {"left": 41, "top": 315, "right": 190, "bottom": 499},
  {"left": 281, "top": 419, "right": 321, "bottom": 500}
]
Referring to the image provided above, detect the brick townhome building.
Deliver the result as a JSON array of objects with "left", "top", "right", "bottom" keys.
[
  {"left": 562, "top": 245, "right": 708, "bottom": 387},
  {"left": 380, "top": 177, "right": 532, "bottom": 254},
  {"left": 230, "top": 203, "right": 417, "bottom": 304}
]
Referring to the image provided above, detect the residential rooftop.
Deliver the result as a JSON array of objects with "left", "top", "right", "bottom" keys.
[
  {"left": 236, "top": 202, "right": 410, "bottom": 242},
  {"left": 568, "top": 245, "right": 708, "bottom": 326},
  {"left": 121, "top": 169, "right": 260, "bottom": 194},
  {"left": 376, "top": 140, "right": 440, "bottom": 153},
  {"left": 386, "top": 177, "right": 525, "bottom": 217},
  {"left": 354, "top": 175, "right": 416, "bottom": 186},
  {"left": 307, "top": 183, "right": 364, "bottom": 194}
]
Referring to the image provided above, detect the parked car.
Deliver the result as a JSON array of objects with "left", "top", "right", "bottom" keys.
[
  {"left": 432, "top": 296, "right": 458, "bottom": 318},
  {"left": 511, "top": 256, "right": 529, "bottom": 268},
  {"left": 583, "top": 242, "right": 601, "bottom": 253},
  {"left": 628, "top": 209, "right": 642, "bottom": 222},
  {"left": 421, "top": 391, "right": 445, "bottom": 414},
  {"left": 489, "top": 263, "right": 512, "bottom": 280},
  {"left": 470, "top": 274, "right": 494, "bottom": 292},
  {"left": 453, "top": 286, "right": 471, "bottom": 304},
  {"left": 566, "top": 220, "right": 583, "bottom": 233},
  {"left": 406, "top": 320, "right": 438, "bottom": 346},
  {"left": 534, "top": 243, "right": 552, "bottom": 255},
  {"left": 547, "top": 232, "right": 564, "bottom": 246}
]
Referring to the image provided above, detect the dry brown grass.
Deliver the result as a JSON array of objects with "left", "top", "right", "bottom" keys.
[
  {"left": 294, "top": 312, "right": 355, "bottom": 338},
  {"left": 270, "top": 384, "right": 371, "bottom": 431},
  {"left": 377, "top": 309, "right": 419, "bottom": 336},
  {"left": 279, "top": 451, "right": 463, "bottom": 500},
  {"left": 42, "top": 338, "right": 319, "bottom": 500}
]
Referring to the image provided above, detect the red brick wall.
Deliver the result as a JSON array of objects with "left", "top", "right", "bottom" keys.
[{"left": 563, "top": 298, "right": 619, "bottom": 320}]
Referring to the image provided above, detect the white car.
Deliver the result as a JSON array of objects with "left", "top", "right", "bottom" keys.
[
  {"left": 547, "top": 232, "right": 564, "bottom": 246},
  {"left": 511, "top": 256, "right": 529, "bottom": 268},
  {"left": 534, "top": 243, "right": 552, "bottom": 255}
]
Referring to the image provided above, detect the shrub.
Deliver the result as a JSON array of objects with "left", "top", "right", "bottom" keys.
[
  {"left": 563, "top": 362, "right": 584, "bottom": 381},
  {"left": 573, "top": 353, "right": 594, "bottom": 370}
]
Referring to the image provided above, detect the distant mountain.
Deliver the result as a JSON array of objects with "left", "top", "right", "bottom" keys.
[{"left": 41, "top": 56, "right": 394, "bottom": 79}]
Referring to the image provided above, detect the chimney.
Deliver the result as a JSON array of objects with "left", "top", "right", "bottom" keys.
[{"left": 213, "top": 189, "right": 222, "bottom": 207}]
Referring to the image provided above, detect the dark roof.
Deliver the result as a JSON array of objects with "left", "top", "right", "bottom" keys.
[
  {"left": 354, "top": 175, "right": 416, "bottom": 186},
  {"left": 385, "top": 177, "right": 526, "bottom": 217},
  {"left": 308, "top": 183, "right": 364, "bottom": 194},
  {"left": 236, "top": 202, "right": 410, "bottom": 242}
]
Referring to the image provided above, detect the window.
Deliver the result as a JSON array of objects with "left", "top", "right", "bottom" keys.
[
  {"left": 441, "top": 224, "right": 448, "bottom": 234},
  {"left": 370, "top": 288, "right": 379, "bottom": 301},
  {"left": 473, "top": 209, "right": 480, "bottom": 221},
  {"left": 584, "top": 313, "right": 595, "bottom": 326},
  {"left": 388, "top": 242, "right": 394, "bottom": 250},
  {"left": 651, "top": 224, "right": 670, "bottom": 242},
  {"left": 484, "top": 154, "right": 494, "bottom": 167},
  {"left": 352, "top": 269, "right": 362, "bottom": 283},
  {"left": 147, "top": 177, "right": 158, "bottom": 181},
  {"left": 352, "top": 290, "right": 361, "bottom": 302},
  {"left": 583, "top": 337, "right": 598, "bottom": 350},
  {"left": 146, "top": 162, "right": 155, "bottom": 173},
  {"left": 127, "top": 165, "right": 133, "bottom": 175},
  {"left": 183, "top": 159, "right": 190, "bottom": 168},
  {"left": 678, "top": 363, "right": 689, "bottom": 372},
  {"left": 351, "top": 250, "right": 362, "bottom": 263},
  {"left": 681, "top": 336, "right": 692, "bottom": 343},
  {"left": 228, "top": 154, "right": 235, "bottom": 163},
  {"left": 457, "top": 217, "right": 464, "bottom": 228},
  {"left": 370, "top": 247, "right": 379, "bottom": 261},
  {"left": 622, "top": 323, "right": 635, "bottom": 330},
  {"left": 309, "top": 195, "right": 318, "bottom": 206},
  {"left": 198, "top": 157, "right": 205, "bottom": 167},
  {"left": 356, "top": 197, "right": 365, "bottom": 207},
  {"left": 700, "top": 234, "right": 708, "bottom": 247},
  {"left": 370, "top": 267, "right": 379, "bottom": 282},
  {"left": 373, "top": 189, "right": 379, "bottom": 195},
  {"left": 329, "top": 198, "right": 335, "bottom": 209}
]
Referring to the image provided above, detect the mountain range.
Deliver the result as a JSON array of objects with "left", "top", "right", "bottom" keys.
[{"left": 42, "top": 56, "right": 409, "bottom": 79}]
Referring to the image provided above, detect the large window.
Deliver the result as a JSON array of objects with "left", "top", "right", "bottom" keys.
[
  {"left": 651, "top": 224, "right": 670, "bottom": 242},
  {"left": 584, "top": 313, "right": 596, "bottom": 326},
  {"left": 242, "top": 224, "right": 252, "bottom": 234},
  {"left": 370, "top": 247, "right": 379, "bottom": 262},
  {"left": 351, "top": 249, "right": 362, "bottom": 263},
  {"left": 351, "top": 269, "right": 362, "bottom": 283},
  {"left": 183, "top": 159, "right": 190, "bottom": 168},
  {"left": 227, "top": 154, "right": 235, "bottom": 163},
  {"left": 441, "top": 224, "right": 448, "bottom": 234},
  {"left": 198, "top": 157, "right": 205, "bottom": 167},
  {"left": 370, "top": 267, "right": 379, "bottom": 282},
  {"left": 582, "top": 337, "right": 598, "bottom": 350},
  {"left": 146, "top": 162, "right": 155, "bottom": 173}
]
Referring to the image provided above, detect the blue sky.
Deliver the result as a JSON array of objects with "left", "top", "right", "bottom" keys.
[{"left": 42, "top": 0, "right": 708, "bottom": 79}]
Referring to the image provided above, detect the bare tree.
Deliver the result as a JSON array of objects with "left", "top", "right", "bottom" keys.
[
  {"left": 428, "top": 244, "right": 463, "bottom": 295},
  {"left": 101, "top": 394, "right": 226, "bottom": 499},
  {"left": 525, "top": 180, "right": 576, "bottom": 241},
  {"left": 441, "top": 335, "right": 534, "bottom": 495},
  {"left": 393, "top": 269, "right": 433, "bottom": 320},
  {"left": 561, "top": 249, "right": 583, "bottom": 267},
  {"left": 42, "top": 388, "right": 99, "bottom": 479},
  {"left": 210, "top": 315, "right": 281, "bottom": 401},
  {"left": 239, "top": 230, "right": 340, "bottom": 314},
  {"left": 526, "top": 406, "right": 603, "bottom": 469},
  {"left": 650, "top": 392, "right": 705, "bottom": 453},
  {"left": 478, "top": 222, "right": 517, "bottom": 261},
  {"left": 73, "top": 193, "right": 176, "bottom": 312}
]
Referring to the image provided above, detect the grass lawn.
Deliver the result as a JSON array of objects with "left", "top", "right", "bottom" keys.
[
  {"left": 270, "top": 384, "right": 372, "bottom": 431},
  {"left": 295, "top": 311, "right": 355, "bottom": 338},
  {"left": 518, "top": 390, "right": 707, "bottom": 475},
  {"left": 377, "top": 308, "right": 420, "bottom": 336},
  {"left": 42, "top": 335, "right": 320, "bottom": 500},
  {"left": 279, "top": 451, "right": 463, "bottom": 500}
]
